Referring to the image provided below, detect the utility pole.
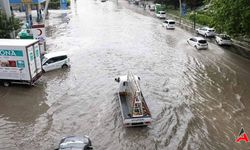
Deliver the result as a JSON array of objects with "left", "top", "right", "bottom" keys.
[
  {"left": 44, "top": 0, "right": 50, "bottom": 20},
  {"left": 0, "top": 0, "right": 12, "bottom": 18},
  {"left": 0, "top": 0, "right": 15, "bottom": 38},
  {"left": 179, "top": 0, "right": 181, "bottom": 24}
]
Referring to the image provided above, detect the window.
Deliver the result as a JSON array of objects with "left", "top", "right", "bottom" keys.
[
  {"left": 198, "top": 40, "right": 207, "bottom": 44},
  {"left": 46, "top": 58, "right": 56, "bottom": 64},
  {"left": 169, "top": 22, "right": 175, "bottom": 24},
  {"left": 191, "top": 38, "right": 197, "bottom": 42}
]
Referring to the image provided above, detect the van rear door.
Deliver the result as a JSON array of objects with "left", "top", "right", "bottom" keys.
[
  {"left": 27, "top": 46, "right": 36, "bottom": 79},
  {"left": 34, "top": 43, "right": 42, "bottom": 74}
]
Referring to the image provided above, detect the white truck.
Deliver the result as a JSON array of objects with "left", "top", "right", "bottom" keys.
[
  {"left": 0, "top": 39, "right": 43, "bottom": 86},
  {"left": 115, "top": 72, "right": 152, "bottom": 127}
]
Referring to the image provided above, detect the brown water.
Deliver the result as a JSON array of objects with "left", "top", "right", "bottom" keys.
[{"left": 0, "top": 0, "right": 250, "bottom": 149}]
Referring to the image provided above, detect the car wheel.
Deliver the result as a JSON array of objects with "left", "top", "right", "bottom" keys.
[
  {"left": 195, "top": 45, "right": 198, "bottom": 50},
  {"left": 3, "top": 82, "right": 10, "bottom": 87},
  {"left": 62, "top": 64, "right": 68, "bottom": 69}
]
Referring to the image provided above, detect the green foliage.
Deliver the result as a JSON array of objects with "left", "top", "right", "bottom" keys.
[
  {"left": 0, "top": 12, "right": 21, "bottom": 38},
  {"left": 188, "top": 12, "right": 213, "bottom": 26},
  {"left": 49, "top": 0, "right": 71, "bottom": 9},
  {"left": 210, "top": 0, "right": 250, "bottom": 37}
]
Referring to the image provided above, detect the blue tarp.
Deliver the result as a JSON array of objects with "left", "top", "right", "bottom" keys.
[{"left": 9, "top": 0, "right": 46, "bottom": 4}]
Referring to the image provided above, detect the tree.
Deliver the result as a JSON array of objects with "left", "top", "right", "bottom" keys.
[
  {"left": 0, "top": 12, "right": 21, "bottom": 38},
  {"left": 210, "top": 0, "right": 250, "bottom": 37}
]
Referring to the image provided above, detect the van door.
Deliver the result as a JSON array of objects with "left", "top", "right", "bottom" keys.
[
  {"left": 34, "top": 43, "right": 42, "bottom": 74},
  {"left": 27, "top": 46, "right": 36, "bottom": 78},
  {"left": 54, "top": 55, "right": 67, "bottom": 69},
  {"left": 43, "top": 57, "right": 56, "bottom": 72}
]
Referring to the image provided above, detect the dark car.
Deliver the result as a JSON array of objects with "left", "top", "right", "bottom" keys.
[{"left": 56, "top": 136, "right": 93, "bottom": 150}]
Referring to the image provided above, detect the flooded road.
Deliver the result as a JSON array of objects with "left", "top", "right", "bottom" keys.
[{"left": 1, "top": 0, "right": 250, "bottom": 149}]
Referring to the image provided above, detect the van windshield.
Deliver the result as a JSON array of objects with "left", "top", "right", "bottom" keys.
[{"left": 169, "top": 22, "right": 175, "bottom": 24}]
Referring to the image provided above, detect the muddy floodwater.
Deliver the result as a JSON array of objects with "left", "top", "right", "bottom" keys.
[{"left": 1, "top": 0, "right": 250, "bottom": 149}]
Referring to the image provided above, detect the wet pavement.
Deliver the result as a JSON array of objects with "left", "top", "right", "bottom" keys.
[{"left": 1, "top": 0, "right": 250, "bottom": 149}]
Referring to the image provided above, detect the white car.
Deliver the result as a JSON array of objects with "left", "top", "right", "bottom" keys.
[
  {"left": 149, "top": 4, "right": 155, "bottom": 11},
  {"left": 187, "top": 37, "right": 208, "bottom": 50},
  {"left": 196, "top": 27, "right": 216, "bottom": 37},
  {"left": 215, "top": 34, "right": 232, "bottom": 46},
  {"left": 156, "top": 11, "right": 166, "bottom": 19},
  {"left": 162, "top": 19, "right": 175, "bottom": 29},
  {"left": 42, "top": 51, "right": 70, "bottom": 72}
]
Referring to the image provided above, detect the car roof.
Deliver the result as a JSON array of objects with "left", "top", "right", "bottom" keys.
[
  {"left": 44, "top": 51, "right": 68, "bottom": 59},
  {"left": 192, "top": 37, "right": 206, "bottom": 41},
  {"left": 217, "top": 34, "right": 230, "bottom": 37},
  {"left": 202, "top": 26, "right": 214, "bottom": 30},
  {"left": 165, "top": 19, "right": 175, "bottom": 22}
]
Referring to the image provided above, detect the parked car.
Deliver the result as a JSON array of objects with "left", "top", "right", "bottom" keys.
[
  {"left": 134, "top": 0, "right": 140, "bottom": 5},
  {"left": 149, "top": 4, "right": 155, "bottom": 11},
  {"left": 196, "top": 27, "right": 216, "bottom": 37},
  {"left": 56, "top": 136, "right": 93, "bottom": 150},
  {"left": 156, "top": 11, "right": 166, "bottom": 19},
  {"left": 42, "top": 51, "right": 70, "bottom": 72},
  {"left": 215, "top": 34, "right": 232, "bottom": 46},
  {"left": 187, "top": 37, "right": 208, "bottom": 50},
  {"left": 162, "top": 19, "right": 175, "bottom": 29}
]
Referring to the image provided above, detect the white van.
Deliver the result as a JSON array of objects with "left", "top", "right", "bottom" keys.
[
  {"left": 162, "top": 19, "right": 175, "bottom": 29},
  {"left": 156, "top": 11, "right": 166, "bottom": 19},
  {"left": 42, "top": 51, "right": 70, "bottom": 72}
]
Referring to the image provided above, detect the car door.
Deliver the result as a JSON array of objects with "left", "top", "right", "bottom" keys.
[
  {"left": 164, "top": 21, "right": 168, "bottom": 28},
  {"left": 54, "top": 56, "right": 65, "bottom": 69},
  {"left": 201, "top": 28, "right": 206, "bottom": 35},
  {"left": 188, "top": 38, "right": 194, "bottom": 46},
  {"left": 43, "top": 57, "right": 56, "bottom": 72}
]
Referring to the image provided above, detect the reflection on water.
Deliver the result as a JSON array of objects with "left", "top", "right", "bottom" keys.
[{"left": 0, "top": 84, "right": 49, "bottom": 149}]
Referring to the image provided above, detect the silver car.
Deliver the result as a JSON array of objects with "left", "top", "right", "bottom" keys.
[
  {"left": 187, "top": 37, "right": 208, "bottom": 50},
  {"left": 196, "top": 27, "right": 216, "bottom": 37},
  {"left": 215, "top": 34, "right": 232, "bottom": 46}
]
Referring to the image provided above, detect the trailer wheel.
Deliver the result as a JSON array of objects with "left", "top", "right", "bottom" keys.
[{"left": 3, "top": 82, "right": 10, "bottom": 87}]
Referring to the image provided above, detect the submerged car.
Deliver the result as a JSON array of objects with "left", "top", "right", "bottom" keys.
[
  {"left": 215, "top": 34, "right": 232, "bottom": 46},
  {"left": 156, "top": 11, "right": 166, "bottom": 19},
  {"left": 187, "top": 37, "right": 208, "bottom": 50},
  {"left": 42, "top": 51, "right": 70, "bottom": 72},
  {"left": 149, "top": 4, "right": 155, "bottom": 11},
  {"left": 196, "top": 27, "right": 216, "bottom": 37},
  {"left": 56, "top": 136, "right": 93, "bottom": 150},
  {"left": 162, "top": 19, "right": 175, "bottom": 29}
]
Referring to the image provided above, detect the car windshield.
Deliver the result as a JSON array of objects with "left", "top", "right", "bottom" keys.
[
  {"left": 198, "top": 40, "right": 207, "bottom": 44},
  {"left": 221, "top": 35, "right": 231, "bottom": 40},
  {"left": 169, "top": 21, "right": 175, "bottom": 24},
  {"left": 208, "top": 29, "right": 215, "bottom": 32},
  {"left": 160, "top": 12, "right": 165, "bottom": 14}
]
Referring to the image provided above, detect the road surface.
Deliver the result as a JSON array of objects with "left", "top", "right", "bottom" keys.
[{"left": 0, "top": 0, "right": 250, "bottom": 149}]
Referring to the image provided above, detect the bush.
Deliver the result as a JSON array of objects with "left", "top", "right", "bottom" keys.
[
  {"left": 188, "top": 13, "right": 213, "bottom": 26},
  {"left": 48, "top": 0, "right": 70, "bottom": 9},
  {"left": 0, "top": 12, "right": 21, "bottom": 38}
]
